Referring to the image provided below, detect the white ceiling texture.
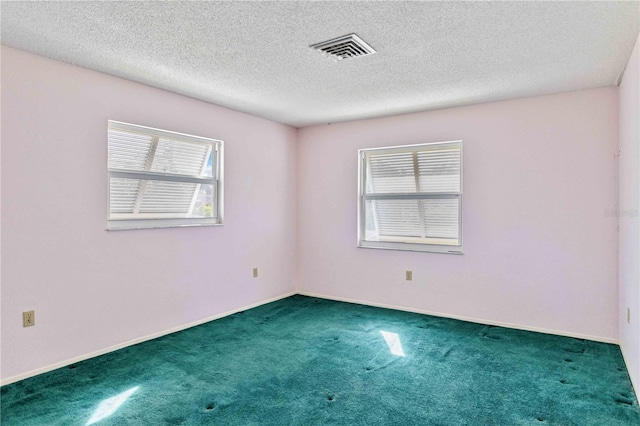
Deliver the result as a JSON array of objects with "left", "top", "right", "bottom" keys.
[{"left": 1, "top": 1, "right": 638, "bottom": 127}]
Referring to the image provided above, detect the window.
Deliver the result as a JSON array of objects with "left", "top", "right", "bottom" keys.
[
  {"left": 107, "top": 121, "right": 223, "bottom": 230},
  {"left": 358, "top": 141, "right": 462, "bottom": 253}
]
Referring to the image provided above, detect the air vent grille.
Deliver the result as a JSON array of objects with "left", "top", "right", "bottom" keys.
[{"left": 310, "top": 33, "right": 376, "bottom": 61}]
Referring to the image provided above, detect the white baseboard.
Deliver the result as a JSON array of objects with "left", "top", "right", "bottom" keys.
[
  {"left": 0, "top": 291, "right": 296, "bottom": 387},
  {"left": 620, "top": 343, "right": 640, "bottom": 399},
  {"left": 298, "top": 291, "right": 619, "bottom": 345}
]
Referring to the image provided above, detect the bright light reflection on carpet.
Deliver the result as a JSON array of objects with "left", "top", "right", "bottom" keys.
[
  {"left": 86, "top": 386, "right": 139, "bottom": 425},
  {"left": 380, "top": 330, "right": 405, "bottom": 356}
]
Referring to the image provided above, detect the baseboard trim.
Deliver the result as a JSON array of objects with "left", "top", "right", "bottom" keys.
[
  {"left": 620, "top": 343, "right": 640, "bottom": 399},
  {"left": 298, "top": 291, "right": 619, "bottom": 345},
  {"left": 0, "top": 291, "right": 296, "bottom": 387}
]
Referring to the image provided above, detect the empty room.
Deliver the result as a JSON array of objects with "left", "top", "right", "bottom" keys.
[{"left": 1, "top": 1, "right": 639, "bottom": 425}]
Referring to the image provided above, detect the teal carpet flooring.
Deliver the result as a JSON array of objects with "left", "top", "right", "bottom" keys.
[{"left": 1, "top": 295, "right": 639, "bottom": 425}]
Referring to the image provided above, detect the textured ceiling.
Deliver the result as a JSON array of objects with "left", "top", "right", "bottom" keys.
[{"left": 1, "top": 1, "right": 638, "bottom": 127}]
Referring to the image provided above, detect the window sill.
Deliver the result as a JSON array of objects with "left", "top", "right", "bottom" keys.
[
  {"left": 107, "top": 220, "right": 223, "bottom": 231},
  {"left": 358, "top": 241, "right": 463, "bottom": 255}
]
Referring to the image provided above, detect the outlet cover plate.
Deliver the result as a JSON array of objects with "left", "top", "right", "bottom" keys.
[{"left": 23, "top": 310, "right": 35, "bottom": 327}]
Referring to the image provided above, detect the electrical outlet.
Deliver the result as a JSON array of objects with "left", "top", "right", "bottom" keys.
[
  {"left": 253, "top": 267, "right": 258, "bottom": 278},
  {"left": 405, "top": 270, "right": 412, "bottom": 281},
  {"left": 628, "top": 308, "right": 631, "bottom": 324},
  {"left": 23, "top": 310, "right": 35, "bottom": 327}
]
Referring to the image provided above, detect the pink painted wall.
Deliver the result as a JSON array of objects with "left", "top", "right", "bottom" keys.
[
  {"left": 0, "top": 47, "right": 298, "bottom": 381},
  {"left": 619, "top": 33, "right": 640, "bottom": 393},
  {"left": 298, "top": 88, "right": 619, "bottom": 342}
]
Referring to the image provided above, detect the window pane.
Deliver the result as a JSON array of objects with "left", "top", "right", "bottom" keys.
[
  {"left": 139, "top": 180, "right": 198, "bottom": 214},
  {"left": 150, "top": 138, "right": 212, "bottom": 177},
  {"left": 364, "top": 198, "right": 459, "bottom": 246},
  {"left": 421, "top": 198, "right": 459, "bottom": 240},
  {"left": 108, "top": 129, "right": 153, "bottom": 171},
  {"left": 364, "top": 199, "right": 422, "bottom": 240},
  {"left": 109, "top": 177, "right": 141, "bottom": 214},
  {"left": 367, "top": 152, "right": 416, "bottom": 193},
  {"left": 109, "top": 178, "right": 215, "bottom": 219},
  {"left": 108, "top": 128, "right": 214, "bottom": 177},
  {"left": 417, "top": 147, "right": 460, "bottom": 193},
  {"left": 191, "top": 183, "right": 217, "bottom": 218}
]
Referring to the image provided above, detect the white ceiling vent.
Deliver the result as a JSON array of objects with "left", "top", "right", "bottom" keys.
[{"left": 310, "top": 33, "right": 376, "bottom": 61}]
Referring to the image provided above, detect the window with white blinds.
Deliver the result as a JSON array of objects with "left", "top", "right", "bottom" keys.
[
  {"left": 107, "top": 120, "right": 223, "bottom": 230},
  {"left": 358, "top": 141, "right": 462, "bottom": 253}
]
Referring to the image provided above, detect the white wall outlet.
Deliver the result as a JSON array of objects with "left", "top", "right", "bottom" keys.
[
  {"left": 405, "top": 270, "right": 413, "bottom": 281},
  {"left": 23, "top": 310, "right": 35, "bottom": 327},
  {"left": 253, "top": 267, "right": 258, "bottom": 278}
]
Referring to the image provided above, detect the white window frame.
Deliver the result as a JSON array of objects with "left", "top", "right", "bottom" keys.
[
  {"left": 107, "top": 120, "right": 224, "bottom": 230},
  {"left": 358, "top": 140, "right": 463, "bottom": 254}
]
